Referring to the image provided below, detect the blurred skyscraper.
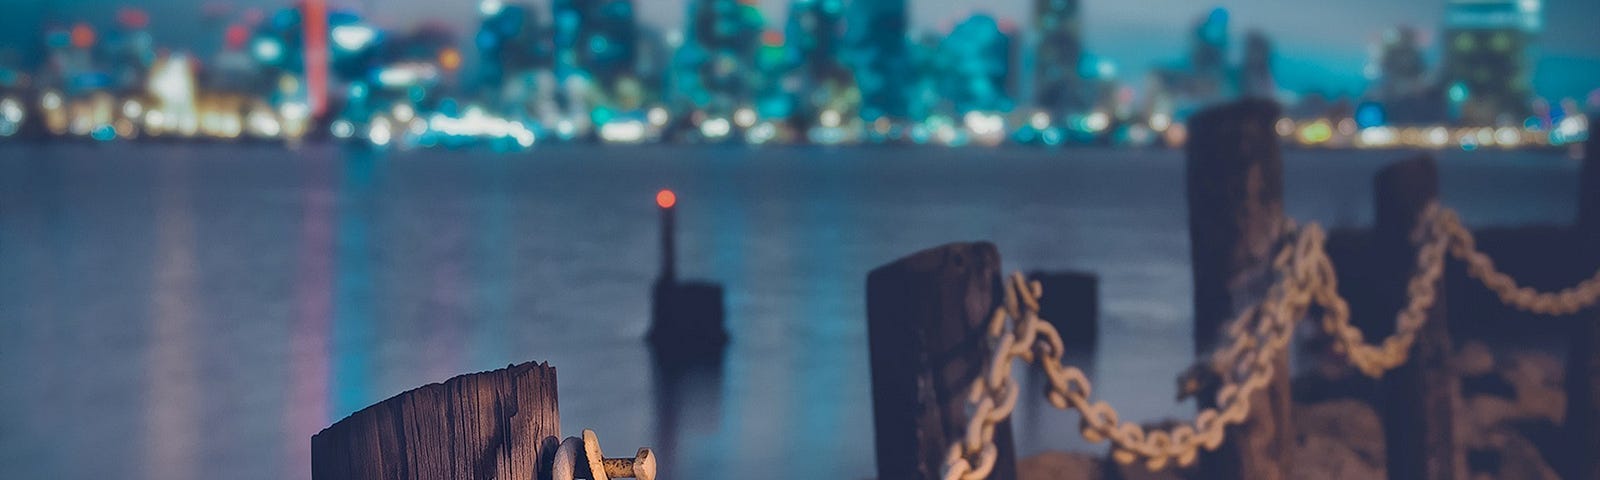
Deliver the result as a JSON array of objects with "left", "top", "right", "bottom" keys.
[
  {"left": 671, "top": 0, "right": 763, "bottom": 116},
  {"left": 1368, "top": 26, "right": 1446, "bottom": 124},
  {"left": 1237, "top": 30, "right": 1275, "bottom": 99},
  {"left": 779, "top": 0, "right": 852, "bottom": 127},
  {"left": 1032, "top": 0, "right": 1085, "bottom": 117},
  {"left": 1187, "top": 8, "right": 1230, "bottom": 101},
  {"left": 842, "top": 0, "right": 909, "bottom": 122},
  {"left": 553, "top": 0, "right": 637, "bottom": 88},
  {"left": 1441, "top": 0, "right": 1540, "bottom": 125},
  {"left": 938, "top": 15, "right": 1015, "bottom": 114},
  {"left": 475, "top": 2, "right": 554, "bottom": 109}
]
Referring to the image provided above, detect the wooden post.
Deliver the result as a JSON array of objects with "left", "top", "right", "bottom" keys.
[
  {"left": 867, "top": 242, "right": 1017, "bottom": 480},
  {"left": 1184, "top": 99, "right": 1291, "bottom": 480},
  {"left": 1031, "top": 270, "right": 1099, "bottom": 350},
  {"left": 311, "top": 361, "right": 561, "bottom": 480},
  {"left": 1374, "top": 155, "right": 1460, "bottom": 480},
  {"left": 1565, "top": 117, "right": 1600, "bottom": 480}
]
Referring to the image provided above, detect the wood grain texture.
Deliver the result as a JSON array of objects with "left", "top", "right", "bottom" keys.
[
  {"left": 311, "top": 361, "right": 560, "bottom": 480},
  {"left": 1185, "top": 99, "right": 1292, "bottom": 480},
  {"left": 868, "top": 242, "right": 1017, "bottom": 480},
  {"left": 1375, "top": 155, "right": 1461, "bottom": 480}
]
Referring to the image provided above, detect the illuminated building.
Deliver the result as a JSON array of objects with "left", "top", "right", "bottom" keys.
[
  {"left": 671, "top": 0, "right": 764, "bottom": 117},
  {"left": 108, "top": 8, "right": 156, "bottom": 93},
  {"left": 779, "top": 0, "right": 851, "bottom": 128},
  {"left": 939, "top": 14, "right": 1015, "bottom": 115},
  {"left": 1367, "top": 26, "right": 1446, "bottom": 124},
  {"left": 1238, "top": 31, "right": 1274, "bottom": 99},
  {"left": 552, "top": 0, "right": 637, "bottom": 88},
  {"left": 1441, "top": 0, "right": 1540, "bottom": 125},
  {"left": 1033, "top": 0, "right": 1085, "bottom": 117},
  {"left": 476, "top": 2, "right": 554, "bottom": 92},
  {"left": 1187, "top": 8, "right": 1230, "bottom": 101},
  {"left": 842, "top": 0, "right": 910, "bottom": 122}
]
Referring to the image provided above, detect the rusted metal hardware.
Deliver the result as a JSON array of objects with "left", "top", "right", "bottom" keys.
[{"left": 553, "top": 429, "right": 656, "bottom": 480}]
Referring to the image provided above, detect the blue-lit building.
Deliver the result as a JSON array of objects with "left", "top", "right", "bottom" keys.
[
  {"left": 1237, "top": 31, "right": 1274, "bottom": 99},
  {"left": 842, "top": 0, "right": 910, "bottom": 123},
  {"left": 1033, "top": 0, "right": 1085, "bottom": 117},
  {"left": 670, "top": 0, "right": 764, "bottom": 116},
  {"left": 938, "top": 15, "right": 1014, "bottom": 114},
  {"left": 1188, "top": 8, "right": 1230, "bottom": 101},
  {"left": 1441, "top": 0, "right": 1540, "bottom": 125},
  {"left": 475, "top": 2, "right": 554, "bottom": 94},
  {"left": 553, "top": 0, "right": 637, "bottom": 88},
  {"left": 779, "top": 0, "right": 850, "bottom": 126},
  {"left": 1367, "top": 26, "right": 1446, "bottom": 125}
]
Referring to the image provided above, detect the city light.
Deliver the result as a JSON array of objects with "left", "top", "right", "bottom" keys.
[
  {"left": 252, "top": 38, "right": 283, "bottom": 63},
  {"left": 331, "top": 25, "right": 377, "bottom": 52},
  {"left": 655, "top": 189, "right": 676, "bottom": 209},
  {"left": 0, "top": 0, "right": 1588, "bottom": 151}
]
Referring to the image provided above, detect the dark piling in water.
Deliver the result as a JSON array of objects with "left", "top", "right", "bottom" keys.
[
  {"left": 1565, "top": 117, "right": 1600, "bottom": 480},
  {"left": 647, "top": 190, "right": 728, "bottom": 358},
  {"left": 1374, "top": 155, "right": 1461, "bottom": 480},
  {"left": 867, "top": 242, "right": 1017, "bottom": 480},
  {"left": 1031, "top": 270, "right": 1099, "bottom": 351},
  {"left": 1185, "top": 99, "right": 1292, "bottom": 480}
]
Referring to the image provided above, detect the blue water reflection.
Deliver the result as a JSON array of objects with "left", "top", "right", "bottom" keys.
[{"left": 0, "top": 144, "right": 1582, "bottom": 479}]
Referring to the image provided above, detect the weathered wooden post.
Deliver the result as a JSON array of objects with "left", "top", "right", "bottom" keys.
[
  {"left": 867, "top": 242, "right": 1017, "bottom": 480},
  {"left": 1184, "top": 99, "right": 1292, "bottom": 480},
  {"left": 311, "top": 361, "right": 561, "bottom": 480},
  {"left": 1565, "top": 118, "right": 1600, "bottom": 480},
  {"left": 1374, "top": 155, "right": 1460, "bottom": 480},
  {"left": 1031, "top": 270, "right": 1099, "bottom": 350}
]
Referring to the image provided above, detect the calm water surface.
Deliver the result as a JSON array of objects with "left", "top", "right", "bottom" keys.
[{"left": 0, "top": 144, "right": 1581, "bottom": 479}]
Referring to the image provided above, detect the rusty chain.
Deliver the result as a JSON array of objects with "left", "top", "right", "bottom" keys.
[
  {"left": 941, "top": 203, "right": 1600, "bottom": 480},
  {"left": 1429, "top": 203, "right": 1600, "bottom": 315}
]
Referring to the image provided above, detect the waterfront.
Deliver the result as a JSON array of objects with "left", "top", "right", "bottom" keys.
[{"left": 0, "top": 144, "right": 1582, "bottom": 479}]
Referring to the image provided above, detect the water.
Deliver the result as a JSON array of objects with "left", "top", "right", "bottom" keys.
[{"left": 0, "top": 144, "right": 1581, "bottom": 479}]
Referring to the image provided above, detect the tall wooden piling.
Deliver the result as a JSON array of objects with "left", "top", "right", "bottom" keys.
[
  {"left": 311, "top": 362, "right": 561, "bottom": 480},
  {"left": 1374, "top": 156, "right": 1460, "bottom": 480},
  {"left": 1565, "top": 118, "right": 1600, "bottom": 480},
  {"left": 1184, "top": 99, "right": 1291, "bottom": 480},
  {"left": 867, "top": 242, "right": 1017, "bottom": 480}
]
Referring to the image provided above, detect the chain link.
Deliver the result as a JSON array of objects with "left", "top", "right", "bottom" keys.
[
  {"left": 1430, "top": 204, "right": 1600, "bottom": 315},
  {"left": 941, "top": 203, "right": 1600, "bottom": 480}
]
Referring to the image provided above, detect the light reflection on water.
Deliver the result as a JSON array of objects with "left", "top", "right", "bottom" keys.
[{"left": 0, "top": 144, "right": 1580, "bottom": 479}]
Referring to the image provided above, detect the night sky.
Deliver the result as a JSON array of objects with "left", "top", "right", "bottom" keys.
[{"left": 3, "top": 0, "right": 1597, "bottom": 99}]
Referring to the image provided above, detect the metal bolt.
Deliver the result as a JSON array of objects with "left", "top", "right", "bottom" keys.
[{"left": 552, "top": 429, "right": 656, "bottom": 480}]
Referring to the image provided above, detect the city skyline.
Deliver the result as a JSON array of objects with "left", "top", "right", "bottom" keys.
[{"left": 3, "top": 0, "right": 1598, "bottom": 100}]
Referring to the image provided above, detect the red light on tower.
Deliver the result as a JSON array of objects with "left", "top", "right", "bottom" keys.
[
  {"left": 656, "top": 189, "right": 677, "bottom": 209},
  {"left": 225, "top": 24, "right": 250, "bottom": 51},
  {"left": 117, "top": 8, "right": 149, "bottom": 30},
  {"left": 69, "top": 23, "right": 96, "bottom": 49}
]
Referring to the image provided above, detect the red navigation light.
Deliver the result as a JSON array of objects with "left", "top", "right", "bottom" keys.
[
  {"left": 656, "top": 189, "right": 677, "bottom": 209},
  {"left": 70, "top": 23, "right": 96, "bottom": 49},
  {"left": 225, "top": 24, "right": 250, "bottom": 51}
]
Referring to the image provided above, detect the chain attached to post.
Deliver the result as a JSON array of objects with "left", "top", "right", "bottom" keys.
[
  {"left": 941, "top": 202, "right": 1600, "bottom": 480},
  {"left": 1429, "top": 204, "right": 1600, "bottom": 315}
]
